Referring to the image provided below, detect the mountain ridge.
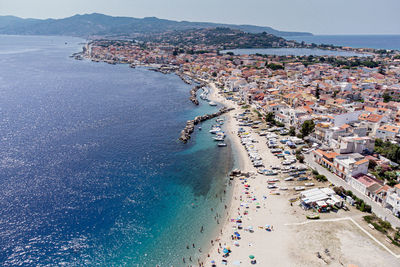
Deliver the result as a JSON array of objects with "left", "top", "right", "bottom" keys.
[{"left": 0, "top": 13, "right": 313, "bottom": 38}]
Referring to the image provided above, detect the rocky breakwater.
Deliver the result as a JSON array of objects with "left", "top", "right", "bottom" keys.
[
  {"left": 179, "top": 107, "right": 235, "bottom": 143},
  {"left": 189, "top": 84, "right": 206, "bottom": 105}
]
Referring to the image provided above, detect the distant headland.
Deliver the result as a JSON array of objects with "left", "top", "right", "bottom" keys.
[{"left": 0, "top": 13, "right": 313, "bottom": 38}]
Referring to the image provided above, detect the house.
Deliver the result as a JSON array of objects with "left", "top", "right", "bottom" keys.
[
  {"left": 313, "top": 149, "right": 339, "bottom": 170},
  {"left": 333, "top": 136, "right": 375, "bottom": 154},
  {"left": 375, "top": 125, "right": 400, "bottom": 140},
  {"left": 349, "top": 174, "right": 383, "bottom": 197},
  {"left": 385, "top": 184, "right": 400, "bottom": 216},
  {"left": 333, "top": 153, "right": 369, "bottom": 181}
]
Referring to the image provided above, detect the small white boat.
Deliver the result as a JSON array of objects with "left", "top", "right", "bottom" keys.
[
  {"left": 305, "top": 183, "right": 315, "bottom": 187},
  {"left": 279, "top": 187, "right": 288, "bottom": 191},
  {"left": 198, "top": 127, "right": 202, "bottom": 130},
  {"left": 267, "top": 184, "right": 277, "bottom": 189},
  {"left": 267, "top": 179, "right": 279, "bottom": 183},
  {"left": 218, "top": 143, "right": 227, "bottom": 147},
  {"left": 209, "top": 101, "right": 217, "bottom": 106},
  {"left": 213, "top": 137, "right": 225, "bottom": 141},
  {"left": 209, "top": 128, "right": 221, "bottom": 134},
  {"left": 284, "top": 177, "right": 294, "bottom": 181},
  {"left": 294, "top": 186, "right": 305, "bottom": 191}
]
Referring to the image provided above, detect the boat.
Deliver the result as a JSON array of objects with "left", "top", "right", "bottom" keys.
[
  {"left": 267, "top": 184, "right": 277, "bottom": 189},
  {"left": 279, "top": 187, "right": 288, "bottom": 191},
  {"left": 198, "top": 126, "right": 202, "bottom": 130},
  {"left": 297, "top": 177, "right": 309, "bottom": 181},
  {"left": 267, "top": 179, "right": 279, "bottom": 183},
  {"left": 306, "top": 214, "right": 320, "bottom": 220},
  {"left": 213, "top": 136, "right": 225, "bottom": 141},
  {"left": 209, "top": 101, "right": 217, "bottom": 106},
  {"left": 284, "top": 177, "right": 294, "bottom": 181},
  {"left": 305, "top": 183, "right": 315, "bottom": 187},
  {"left": 294, "top": 186, "right": 305, "bottom": 191},
  {"left": 218, "top": 143, "right": 227, "bottom": 147},
  {"left": 270, "top": 190, "right": 280, "bottom": 195},
  {"left": 209, "top": 127, "right": 221, "bottom": 134}
]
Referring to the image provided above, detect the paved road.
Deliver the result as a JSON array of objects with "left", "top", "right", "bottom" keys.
[{"left": 304, "top": 153, "right": 400, "bottom": 229}]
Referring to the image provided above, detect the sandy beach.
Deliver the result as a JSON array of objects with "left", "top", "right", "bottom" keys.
[{"left": 200, "top": 81, "right": 400, "bottom": 267}]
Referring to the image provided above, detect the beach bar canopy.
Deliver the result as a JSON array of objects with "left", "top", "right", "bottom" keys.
[{"left": 300, "top": 188, "right": 338, "bottom": 208}]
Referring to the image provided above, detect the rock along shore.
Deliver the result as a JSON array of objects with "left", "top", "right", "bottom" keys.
[{"left": 179, "top": 107, "right": 235, "bottom": 143}]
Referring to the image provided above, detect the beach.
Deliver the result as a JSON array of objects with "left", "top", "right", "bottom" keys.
[{"left": 201, "top": 82, "right": 400, "bottom": 267}]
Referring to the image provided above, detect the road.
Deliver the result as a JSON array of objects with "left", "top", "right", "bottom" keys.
[{"left": 304, "top": 153, "right": 400, "bottom": 229}]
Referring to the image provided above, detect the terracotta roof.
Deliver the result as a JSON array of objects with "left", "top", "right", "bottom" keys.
[
  {"left": 378, "top": 125, "right": 400, "bottom": 133},
  {"left": 355, "top": 158, "right": 369, "bottom": 165},
  {"left": 358, "top": 113, "right": 383, "bottom": 123}
]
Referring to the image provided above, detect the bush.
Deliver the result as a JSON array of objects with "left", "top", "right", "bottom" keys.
[
  {"left": 312, "top": 169, "right": 319, "bottom": 176},
  {"left": 379, "top": 219, "right": 392, "bottom": 230},
  {"left": 315, "top": 174, "right": 328, "bottom": 182},
  {"left": 364, "top": 215, "right": 374, "bottom": 224},
  {"left": 296, "top": 154, "right": 305, "bottom": 163},
  {"left": 364, "top": 204, "right": 372, "bottom": 213}
]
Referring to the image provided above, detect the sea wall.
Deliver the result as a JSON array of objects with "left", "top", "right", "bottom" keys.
[{"left": 179, "top": 107, "right": 235, "bottom": 143}]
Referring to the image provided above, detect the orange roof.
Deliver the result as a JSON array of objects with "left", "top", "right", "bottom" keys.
[
  {"left": 395, "top": 184, "right": 400, "bottom": 190},
  {"left": 358, "top": 113, "right": 383, "bottom": 123},
  {"left": 364, "top": 106, "right": 377, "bottom": 113},
  {"left": 355, "top": 159, "right": 369, "bottom": 165},
  {"left": 315, "top": 149, "right": 339, "bottom": 159},
  {"left": 378, "top": 125, "right": 400, "bottom": 133},
  {"left": 340, "top": 124, "right": 351, "bottom": 129}
]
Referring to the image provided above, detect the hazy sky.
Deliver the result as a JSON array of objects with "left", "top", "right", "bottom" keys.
[{"left": 1, "top": 0, "right": 399, "bottom": 35}]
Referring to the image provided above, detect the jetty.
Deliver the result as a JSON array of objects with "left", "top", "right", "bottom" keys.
[
  {"left": 179, "top": 107, "right": 234, "bottom": 143},
  {"left": 189, "top": 84, "right": 206, "bottom": 105}
]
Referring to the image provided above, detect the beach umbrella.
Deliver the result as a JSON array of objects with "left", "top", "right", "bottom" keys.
[
  {"left": 234, "top": 232, "right": 241, "bottom": 237},
  {"left": 233, "top": 261, "right": 241, "bottom": 265},
  {"left": 223, "top": 248, "right": 229, "bottom": 254},
  {"left": 234, "top": 241, "right": 239, "bottom": 246},
  {"left": 249, "top": 255, "right": 255, "bottom": 259},
  {"left": 211, "top": 260, "right": 216, "bottom": 264}
]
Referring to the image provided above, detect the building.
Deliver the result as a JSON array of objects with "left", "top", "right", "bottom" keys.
[
  {"left": 375, "top": 124, "right": 400, "bottom": 140},
  {"left": 332, "top": 153, "right": 369, "bottom": 181},
  {"left": 385, "top": 184, "right": 400, "bottom": 217}
]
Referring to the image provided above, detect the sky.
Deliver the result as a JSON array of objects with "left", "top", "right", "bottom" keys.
[{"left": 1, "top": 0, "right": 400, "bottom": 35}]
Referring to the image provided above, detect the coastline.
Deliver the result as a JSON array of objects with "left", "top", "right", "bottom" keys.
[{"left": 200, "top": 81, "right": 400, "bottom": 267}]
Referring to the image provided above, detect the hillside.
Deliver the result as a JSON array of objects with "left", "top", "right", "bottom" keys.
[{"left": 0, "top": 13, "right": 312, "bottom": 38}]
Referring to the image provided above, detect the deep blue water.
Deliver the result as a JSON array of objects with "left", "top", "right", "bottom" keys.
[
  {"left": 0, "top": 35, "right": 234, "bottom": 266},
  {"left": 288, "top": 35, "right": 400, "bottom": 50}
]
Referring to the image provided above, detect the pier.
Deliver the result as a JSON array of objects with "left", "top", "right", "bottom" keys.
[{"left": 179, "top": 107, "right": 234, "bottom": 143}]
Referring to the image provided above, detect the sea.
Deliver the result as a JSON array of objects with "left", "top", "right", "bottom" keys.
[
  {"left": 289, "top": 35, "right": 400, "bottom": 51},
  {"left": 0, "top": 35, "right": 235, "bottom": 266},
  {"left": 224, "top": 35, "right": 400, "bottom": 56}
]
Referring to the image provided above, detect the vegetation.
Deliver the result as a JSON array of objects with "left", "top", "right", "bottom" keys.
[
  {"left": 289, "top": 126, "right": 296, "bottom": 136},
  {"left": 333, "top": 187, "right": 372, "bottom": 213},
  {"left": 264, "top": 112, "right": 284, "bottom": 127},
  {"left": 382, "top": 92, "right": 392, "bottom": 103},
  {"left": 266, "top": 63, "right": 284, "bottom": 70},
  {"left": 369, "top": 163, "right": 399, "bottom": 186},
  {"left": 300, "top": 120, "right": 315, "bottom": 137},
  {"left": 315, "top": 84, "right": 320, "bottom": 99},
  {"left": 363, "top": 215, "right": 400, "bottom": 247},
  {"left": 375, "top": 138, "right": 400, "bottom": 164}
]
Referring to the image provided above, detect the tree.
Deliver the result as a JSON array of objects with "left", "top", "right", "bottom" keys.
[
  {"left": 296, "top": 154, "right": 305, "bottom": 163},
  {"left": 289, "top": 126, "right": 296, "bottom": 136},
  {"left": 315, "top": 84, "right": 320, "bottom": 99},
  {"left": 383, "top": 93, "right": 392, "bottom": 103},
  {"left": 300, "top": 120, "right": 315, "bottom": 137},
  {"left": 265, "top": 112, "right": 275, "bottom": 123}
]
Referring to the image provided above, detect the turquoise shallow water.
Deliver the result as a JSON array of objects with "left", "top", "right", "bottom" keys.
[{"left": 0, "top": 35, "right": 235, "bottom": 266}]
